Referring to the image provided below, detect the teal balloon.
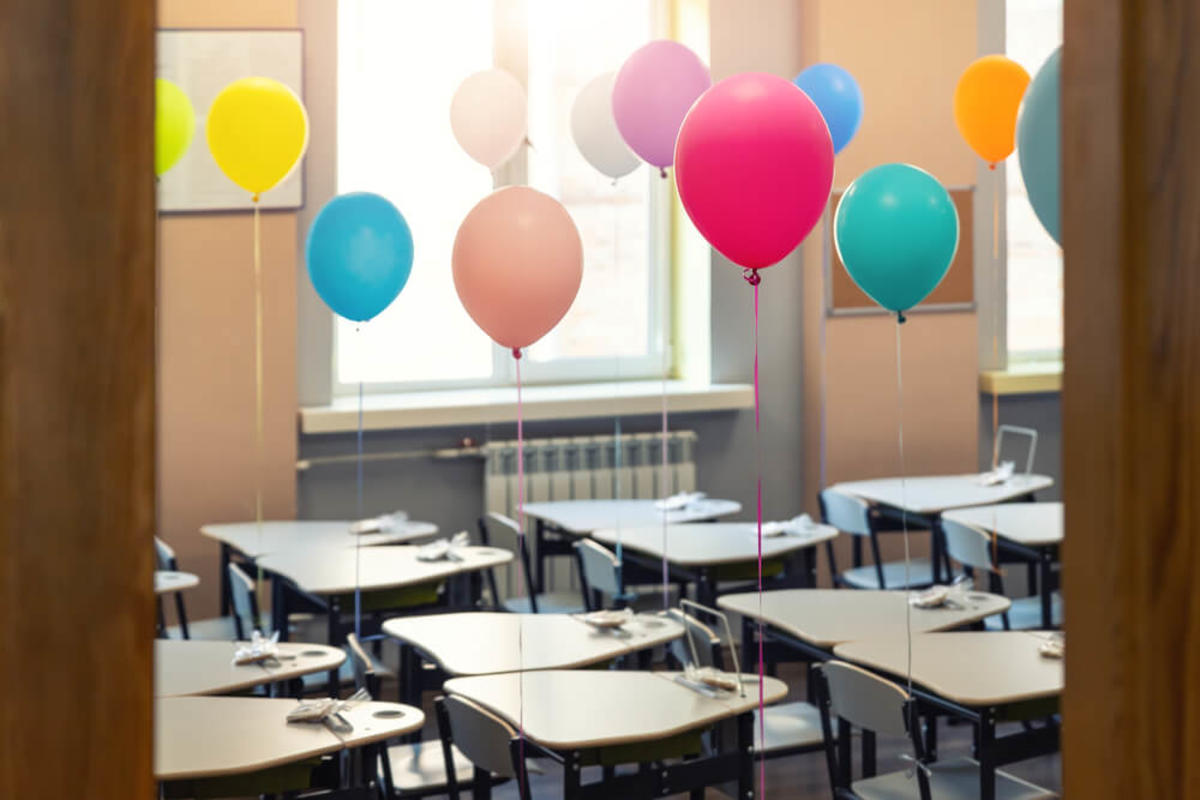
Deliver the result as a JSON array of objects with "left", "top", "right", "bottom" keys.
[
  {"left": 834, "top": 163, "right": 959, "bottom": 313},
  {"left": 306, "top": 192, "right": 414, "bottom": 322},
  {"left": 1017, "top": 47, "right": 1060, "bottom": 245}
]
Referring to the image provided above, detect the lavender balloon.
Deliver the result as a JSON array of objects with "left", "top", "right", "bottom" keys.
[{"left": 612, "top": 40, "right": 711, "bottom": 173}]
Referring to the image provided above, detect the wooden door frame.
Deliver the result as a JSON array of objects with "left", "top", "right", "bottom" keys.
[{"left": 0, "top": 0, "right": 156, "bottom": 796}]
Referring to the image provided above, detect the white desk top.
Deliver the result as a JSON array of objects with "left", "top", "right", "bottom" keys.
[
  {"left": 834, "top": 631, "right": 1064, "bottom": 707},
  {"left": 942, "top": 502, "right": 1063, "bottom": 547},
  {"left": 521, "top": 498, "right": 741, "bottom": 534},
  {"left": 201, "top": 519, "right": 439, "bottom": 558},
  {"left": 832, "top": 474, "right": 1054, "bottom": 515},
  {"left": 155, "top": 640, "right": 347, "bottom": 697},
  {"left": 257, "top": 545, "right": 512, "bottom": 596},
  {"left": 592, "top": 522, "right": 838, "bottom": 567},
  {"left": 717, "top": 589, "right": 1011, "bottom": 649},
  {"left": 383, "top": 612, "right": 683, "bottom": 676},
  {"left": 444, "top": 670, "right": 787, "bottom": 750},
  {"left": 155, "top": 696, "right": 423, "bottom": 780},
  {"left": 155, "top": 570, "right": 200, "bottom": 595}
]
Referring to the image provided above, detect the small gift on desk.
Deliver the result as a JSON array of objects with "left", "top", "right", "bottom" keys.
[
  {"left": 349, "top": 510, "right": 409, "bottom": 535},
  {"left": 287, "top": 688, "right": 371, "bottom": 733},
  {"left": 761, "top": 513, "right": 820, "bottom": 538},
  {"left": 656, "top": 491, "right": 707, "bottom": 511},
  {"left": 977, "top": 460, "right": 1016, "bottom": 486},
  {"left": 1037, "top": 632, "right": 1064, "bottom": 659},
  {"left": 909, "top": 576, "right": 975, "bottom": 609},
  {"left": 416, "top": 530, "right": 470, "bottom": 562},
  {"left": 232, "top": 630, "right": 280, "bottom": 665}
]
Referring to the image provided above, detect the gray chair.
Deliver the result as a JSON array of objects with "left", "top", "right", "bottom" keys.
[
  {"left": 479, "top": 512, "right": 583, "bottom": 614},
  {"left": 814, "top": 660, "right": 1056, "bottom": 799},
  {"left": 436, "top": 694, "right": 531, "bottom": 800},
  {"left": 941, "top": 518, "right": 1063, "bottom": 630},
  {"left": 154, "top": 537, "right": 190, "bottom": 639},
  {"left": 820, "top": 488, "right": 935, "bottom": 590}
]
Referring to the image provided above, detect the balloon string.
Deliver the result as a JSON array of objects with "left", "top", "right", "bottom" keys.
[
  {"left": 659, "top": 189, "right": 670, "bottom": 611},
  {"left": 743, "top": 268, "right": 765, "bottom": 797},
  {"left": 990, "top": 175, "right": 1001, "bottom": 565},
  {"left": 612, "top": 184, "right": 622, "bottom": 589},
  {"left": 354, "top": 327, "right": 363, "bottom": 640},
  {"left": 252, "top": 195, "right": 266, "bottom": 624},
  {"left": 896, "top": 319, "right": 914, "bottom": 704},
  {"left": 513, "top": 348, "right": 527, "bottom": 792}
]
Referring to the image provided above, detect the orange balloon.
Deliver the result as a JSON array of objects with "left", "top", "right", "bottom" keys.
[{"left": 953, "top": 55, "right": 1030, "bottom": 166}]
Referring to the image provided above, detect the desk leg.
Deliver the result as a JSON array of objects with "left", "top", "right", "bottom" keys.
[
  {"left": 535, "top": 520, "right": 547, "bottom": 595},
  {"left": 804, "top": 547, "right": 817, "bottom": 588},
  {"left": 562, "top": 750, "right": 582, "bottom": 800},
  {"left": 219, "top": 543, "right": 231, "bottom": 617},
  {"left": 327, "top": 596, "right": 341, "bottom": 692},
  {"left": 741, "top": 617, "right": 757, "bottom": 680},
  {"left": 737, "top": 711, "right": 755, "bottom": 799},
  {"left": 861, "top": 729, "right": 876, "bottom": 777},
  {"left": 1039, "top": 549, "right": 1054, "bottom": 629},
  {"left": 272, "top": 578, "right": 288, "bottom": 642},
  {"left": 978, "top": 709, "right": 996, "bottom": 800}
]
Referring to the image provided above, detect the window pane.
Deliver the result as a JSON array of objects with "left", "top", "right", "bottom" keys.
[
  {"left": 336, "top": 0, "right": 495, "bottom": 385},
  {"left": 525, "top": 0, "right": 656, "bottom": 365},
  {"left": 1005, "top": 0, "right": 1063, "bottom": 359}
]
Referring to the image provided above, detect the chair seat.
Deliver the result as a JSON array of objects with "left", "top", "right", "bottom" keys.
[
  {"left": 985, "top": 592, "right": 1063, "bottom": 631},
  {"left": 840, "top": 558, "right": 936, "bottom": 590},
  {"left": 503, "top": 591, "right": 584, "bottom": 615},
  {"left": 852, "top": 757, "right": 1057, "bottom": 800},
  {"left": 753, "top": 701, "right": 824, "bottom": 753},
  {"left": 387, "top": 740, "right": 476, "bottom": 792}
]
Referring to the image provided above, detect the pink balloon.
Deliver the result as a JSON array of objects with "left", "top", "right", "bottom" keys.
[
  {"left": 452, "top": 187, "right": 583, "bottom": 351},
  {"left": 674, "top": 73, "right": 835, "bottom": 270},
  {"left": 612, "top": 40, "right": 711, "bottom": 170}
]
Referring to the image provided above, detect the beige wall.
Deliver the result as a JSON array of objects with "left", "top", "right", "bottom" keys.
[
  {"left": 799, "top": 1, "right": 981, "bottom": 570},
  {"left": 157, "top": 0, "right": 300, "bottom": 616}
]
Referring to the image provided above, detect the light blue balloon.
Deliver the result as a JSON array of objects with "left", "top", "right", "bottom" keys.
[
  {"left": 1017, "top": 47, "right": 1060, "bottom": 245},
  {"left": 306, "top": 192, "right": 414, "bottom": 322},
  {"left": 834, "top": 163, "right": 959, "bottom": 314},
  {"left": 794, "top": 63, "right": 863, "bottom": 155}
]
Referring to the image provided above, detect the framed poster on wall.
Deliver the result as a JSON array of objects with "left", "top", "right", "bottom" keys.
[{"left": 156, "top": 29, "right": 304, "bottom": 212}]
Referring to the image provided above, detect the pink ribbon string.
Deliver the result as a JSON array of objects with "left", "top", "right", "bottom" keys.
[
  {"left": 744, "top": 268, "right": 766, "bottom": 797},
  {"left": 513, "top": 348, "right": 527, "bottom": 795}
]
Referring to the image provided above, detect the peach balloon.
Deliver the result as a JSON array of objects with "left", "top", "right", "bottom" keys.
[{"left": 452, "top": 187, "right": 583, "bottom": 352}]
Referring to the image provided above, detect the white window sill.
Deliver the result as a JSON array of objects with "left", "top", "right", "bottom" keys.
[
  {"left": 979, "top": 361, "right": 1063, "bottom": 396},
  {"left": 300, "top": 380, "right": 755, "bottom": 434}
]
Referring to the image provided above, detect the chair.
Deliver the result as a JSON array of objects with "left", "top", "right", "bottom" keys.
[
  {"left": 574, "top": 538, "right": 646, "bottom": 611},
  {"left": 226, "top": 561, "right": 263, "bottom": 641},
  {"left": 154, "top": 537, "right": 190, "bottom": 639},
  {"left": 664, "top": 608, "right": 825, "bottom": 758},
  {"left": 436, "top": 694, "right": 531, "bottom": 800},
  {"left": 941, "top": 518, "right": 1063, "bottom": 630},
  {"left": 344, "top": 635, "right": 497, "bottom": 798},
  {"left": 820, "top": 488, "right": 936, "bottom": 590},
  {"left": 478, "top": 513, "right": 583, "bottom": 614},
  {"left": 813, "top": 660, "right": 1056, "bottom": 799}
]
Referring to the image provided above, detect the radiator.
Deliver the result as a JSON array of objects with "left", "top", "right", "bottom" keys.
[{"left": 482, "top": 430, "right": 698, "bottom": 596}]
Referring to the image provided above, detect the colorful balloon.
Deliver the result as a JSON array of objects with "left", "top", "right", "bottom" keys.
[
  {"left": 452, "top": 187, "right": 583, "bottom": 351},
  {"left": 612, "top": 40, "right": 711, "bottom": 171},
  {"left": 953, "top": 55, "right": 1030, "bottom": 167},
  {"left": 834, "top": 164, "right": 960, "bottom": 313},
  {"left": 1017, "top": 48, "right": 1061, "bottom": 245},
  {"left": 793, "top": 63, "right": 864, "bottom": 155},
  {"left": 155, "top": 78, "right": 195, "bottom": 177},
  {"left": 306, "top": 193, "right": 414, "bottom": 323},
  {"left": 206, "top": 77, "right": 309, "bottom": 196},
  {"left": 674, "top": 73, "right": 834, "bottom": 271},
  {"left": 450, "top": 69, "right": 527, "bottom": 170},
  {"left": 571, "top": 72, "right": 640, "bottom": 179}
]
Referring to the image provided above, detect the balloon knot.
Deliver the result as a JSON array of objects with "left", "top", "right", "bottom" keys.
[
  {"left": 743, "top": 268, "right": 761, "bottom": 287},
  {"left": 252, "top": 192, "right": 260, "bottom": 203},
  {"left": 897, "top": 311, "right": 907, "bottom": 324},
  {"left": 659, "top": 167, "right": 668, "bottom": 179},
  {"left": 988, "top": 163, "right": 996, "bottom": 171},
  {"left": 511, "top": 348, "right": 522, "bottom": 360}
]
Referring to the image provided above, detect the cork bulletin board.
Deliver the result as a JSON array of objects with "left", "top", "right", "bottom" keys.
[{"left": 827, "top": 186, "right": 975, "bottom": 313}]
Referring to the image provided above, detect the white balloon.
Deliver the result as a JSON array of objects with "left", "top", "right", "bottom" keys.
[
  {"left": 450, "top": 69, "right": 527, "bottom": 169},
  {"left": 571, "top": 72, "right": 640, "bottom": 180}
]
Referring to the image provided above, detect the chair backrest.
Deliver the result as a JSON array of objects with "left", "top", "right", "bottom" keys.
[
  {"left": 345, "top": 633, "right": 379, "bottom": 697},
  {"left": 153, "top": 537, "right": 177, "bottom": 571},
  {"left": 819, "top": 488, "right": 872, "bottom": 537},
  {"left": 821, "top": 660, "right": 910, "bottom": 738},
  {"left": 664, "top": 608, "right": 723, "bottom": 670},
  {"left": 941, "top": 518, "right": 996, "bottom": 571},
  {"left": 479, "top": 513, "right": 537, "bottom": 608},
  {"left": 226, "top": 562, "right": 260, "bottom": 640},
  {"left": 574, "top": 539, "right": 622, "bottom": 599}
]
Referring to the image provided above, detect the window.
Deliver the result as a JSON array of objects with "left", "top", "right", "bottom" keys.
[
  {"left": 336, "top": 0, "right": 668, "bottom": 392},
  {"left": 1005, "top": 0, "right": 1062, "bottom": 362}
]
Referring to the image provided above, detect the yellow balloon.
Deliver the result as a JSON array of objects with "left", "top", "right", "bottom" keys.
[
  {"left": 206, "top": 77, "right": 309, "bottom": 196},
  {"left": 953, "top": 55, "right": 1030, "bottom": 167},
  {"left": 156, "top": 78, "right": 196, "bottom": 177}
]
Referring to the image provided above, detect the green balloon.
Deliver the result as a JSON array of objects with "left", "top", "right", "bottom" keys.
[
  {"left": 156, "top": 78, "right": 195, "bottom": 177},
  {"left": 834, "top": 163, "right": 959, "bottom": 314}
]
